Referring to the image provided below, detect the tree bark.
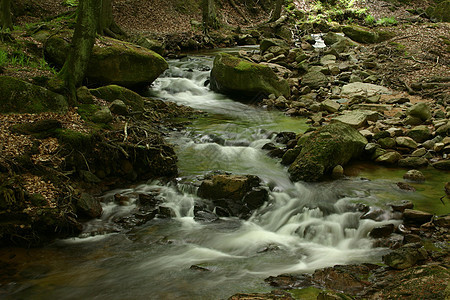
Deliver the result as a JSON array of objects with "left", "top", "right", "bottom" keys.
[
  {"left": 96, "top": 0, "right": 125, "bottom": 38},
  {"left": 0, "top": 0, "right": 13, "bottom": 31},
  {"left": 269, "top": 0, "right": 283, "bottom": 23},
  {"left": 202, "top": 0, "right": 219, "bottom": 33},
  {"left": 58, "top": 0, "right": 98, "bottom": 102}
]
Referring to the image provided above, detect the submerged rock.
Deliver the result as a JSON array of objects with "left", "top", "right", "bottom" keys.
[
  {"left": 382, "top": 245, "right": 428, "bottom": 269},
  {"left": 288, "top": 122, "right": 367, "bottom": 182},
  {"left": 210, "top": 53, "right": 290, "bottom": 99}
]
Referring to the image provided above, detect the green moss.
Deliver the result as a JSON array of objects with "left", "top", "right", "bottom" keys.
[
  {"left": 55, "top": 129, "right": 93, "bottom": 150},
  {"left": 288, "top": 287, "right": 322, "bottom": 299},
  {"left": 76, "top": 104, "right": 100, "bottom": 121}
]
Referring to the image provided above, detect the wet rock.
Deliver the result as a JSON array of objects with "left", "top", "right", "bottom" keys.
[
  {"left": 137, "top": 193, "right": 159, "bottom": 207},
  {"left": 403, "top": 169, "right": 425, "bottom": 182},
  {"left": 369, "top": 224, "right": 395, "bottom": 238},
  {"left": 397, "top": 182, "right": 416, "bottom": 191},
  {"left": 198, "top": 174, "right": 261, "bottom": 202},
  {"left": 242, "top": 188, "right": 269, "bottom": 210},
  {"left": 228, "top": 290, "right": 295, "bottom": 300},
  {"left": 398, "top": 157, "right": 428, "bottom": 169},
  {"left": 395, "top": 137, "right": 418, "bottom": 149},
  {"left": 406, "top": 103, "right": 431, "bottom": 122},
  {"left": 389, "top": 200, "right": 414, "bottom": 212},
  {"left": 434, "top": 215, "right": 450, "bottom": 228},
  {"left": 403, "top": 209, "right": 433, "bottom": 226},
  {"left": 265, "top": 274, "right": 312, "bottom": 289},
  {"left": 157, "top": 206, "right": 174, "bottom": 218},
  {"left": 288, "top": 122, "right": 367, "bottom": 182},
  {"left": 275, "top": 132, "right": 297, "bottom": 144},
  {"left": 268, "top": 148, "right": 286, "bottom": 158},
  {"left": 190, "top": 265, "right": 210, "bottom": 272},
  {"left": 75, "top": 193, "right": 102, "bottom": 219},
  {"left": 262, "top": 142, "right": 277, "bottom": 151},
  {"left": 375, "top": 151, "right": 402, "bottom": 164},
  {"left": 432, "top": 159, "right": 450, "bottom": 170},
  {"left": 406, "top": 125, "right": 432, "bottom": 143},
  {"left": 331, "top": 165, "right": 344, "bottom": 179},
  {"left": 194, "top": 210, "right": 219, "bottom": 222},
  {"left": 281, "top": 147, "right": 301, "bottom": 165},
  {"left": 210, "top": 53, "right": 290, "bottom": 99},
  {"left": 446, "top": 182, "right": 450, "bottom": 196},
  {"left": 382, "top": 245, "right": 428, "bottom": 269}
]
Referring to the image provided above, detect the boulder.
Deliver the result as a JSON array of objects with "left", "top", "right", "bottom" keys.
[
  {"left": 406, "top": 103, "right": 431, "bottom": 121},
  {"left": 330, "top": 38, "right": 355, "bottom": 54},
  {"left": 332, "top": 110, "right": 379, "bottom": 128},
  {"left": 389, "top": 200, "right": 414, "bottom": 212},
  {"left": 369, "top": 224, "right": 395, "bottom": 238},
  {"left": 403, "top": 169, "right": 425, "bottom": 182},
  {"left": 0, "top": 76, "right": 67, "bottom": 113},
  {"left": 403, "top": 209, "right": 433, "bottom": 226},
  {"left": 432, "top": 159, "right": 450, "bottom": 170},
  {"left": 260, "top": 38, "right": 290, "bottom": 54},
  {"left": 301, "top": 71, "right": 328, "bottom": 89},
  {"left": 288, "top": 122, "right": 367, "bottom": 182},
  {"left": 45, "top": 34, "right": 168, "bottom": 89},
  {"left": 76, "top": 193, "right": 102, "bottom": 219},
  {"left": 210, "top": 53, "right": 290, "bottom": 99},
  {"left": 134, "top": 37, "right": 165, "bottom": 55},
  {"left": 426, "top": 0, "right": 450, "bottom": 22},
  {"left": 342, "top": 25, "right": 395, "bottom": 44},
  {"left": 109, "top": 100, "right": 128, "bottom": 115},
  {"left": 395, "top": 137, "right": 418, "bottom": 149},
  {"left": 321, "top": 99, "right": 341, "bottom": 113},
  {"left": 375, "top": 151, "right": 402, "bottom": 164},
  {"left": 382, "top": 245, "right": 428, "bottom": 269},
  {"left": 398, "top": 157, "right": 428, "bottom": 168},
  {"left": 323, "top": 32, "right": 346, "bottom": 46},
  {"left": 197, "top": 174, "right": 261, "bottom": 202},
  {"left": 90, "top": 85, "right": 144, "bottom": 110},
  {"left": 406, "top": 125, "right": 432, "bottom": 143},
  {"left": 91, "top": 107, "right": 113, "bottom": 124}
]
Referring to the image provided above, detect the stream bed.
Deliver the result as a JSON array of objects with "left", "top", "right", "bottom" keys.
[{"left": 0, "top": 51, "right": 448, "bottom": 300}]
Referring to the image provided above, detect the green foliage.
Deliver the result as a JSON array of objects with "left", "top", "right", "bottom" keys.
[
  {"left": 376, "top": 17, "right": 398, "bottom": 26},
  {"left": 62, "top": 0, "right": 79, "bottom": 7},
  {"left": 365, "top": 15, "right": 376, "bottom": 25},
  {"left": 0, "top": 49, "right": 8, "bottom": 67}
]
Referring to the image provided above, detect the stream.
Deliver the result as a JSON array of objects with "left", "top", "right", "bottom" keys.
[{"left": 1, "top": 49, "right": 448, "bottom": 300}]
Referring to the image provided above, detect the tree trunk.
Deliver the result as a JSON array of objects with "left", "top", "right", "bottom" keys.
[
  {"left": 269, "top": 0, "right": 283, "bottom": 22},
  {"left": 202, "top": 0, "right": 219, "bottom": 33},
  {"left": 58, "top": 0, "right": 98, "bottom": 102},
  {"left": 96, "top": 0, "right": 125, "bottom": 38},
  {"left": 0, "top": 0, "right": 13, "bottom": 31}
]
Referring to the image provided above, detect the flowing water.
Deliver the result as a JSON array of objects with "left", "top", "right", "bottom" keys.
[{"left": 1, "top": 50, "right": 448, "bottom": 300}]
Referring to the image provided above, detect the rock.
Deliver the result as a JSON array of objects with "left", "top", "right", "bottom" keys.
[
  {"left": 229, "top": 290, "right": 295, "bottom": 300},
  {"left": 242, "top": 188, "right": 269, "bottom": 210},
  {"left": 398, "top": 157, "right": 428, "bottom": 168},
  {"left": 341, "top": 82, "right": 392, "bottom": 98},
  {"left": 436, "top": 122, "right": 450, "bottom": 137},
  {"left": 331, "top": 165, "right": 344, "bottom": 179},
  {"left": 426, "top": 0, "right": 450, "bottom": 22},
  {"left": 91, "top": 107, "right": 113, "bottom": 124},
  {"left": 375, "top": 151, "right": 402, "bottom": 164},
  {"left": 330, "top": 38, "right": 355, "bottom": 54},
  {"left": 406, "top": 103, "right": 431, "bottom": 122},
  {"left": 369, "top": 224, "right": 395, "bottom": 238},
  {"left": 288, "top": 122, "right": 367, "bottom": 182},
  {"left": 11, "top": 119, "right": 62, "bottom": 136},
  {"left": 90, "top": 85, "right": 144, "bottom": 110},
  {"left": 312, "top": 265, "right": 376, "bottom": 294},
  {"left": 403, "top": 209, "right": 433, "bottom": 226},
  {"left": 210, "top": 53, "right": 290, "bottom": 99},
  {"left": 395, "top": 137, "right": 418, "bottom": 149},
  {"left": 343, "top": 25, "right": 395, "bottom": 44},
  {"left": 378, "top": 137, "right": 396, "bottom": 149},
  {"left": 301, "top": 71, "right": 328, "bottom": 89},
  {"left": 323, "top": 32, "right": 346, "bottom": 46},
  {"left": 332, "top": 110, "right": 378, "bottom": 128},
  {"left": 397, "top": 182, "right": 416, "bottom": 191},
  {"left": 197, "top": 174, "right": 261, "bottom": 202},
  {"left": 389, "top": 200, "right": 414, "bottom": 212},
  {"left": 432, "top": 159, "right": 450, "bottom": 170},
  {"left": 320, "top": 54, "right": 336, "bottom": 66},
  {"left": 45, "top": 34, "right": 168, "bottom": 89},
  {"left": 320, "top": 99, "right": 340, "bottom": 113},
  {"left": 109, "top": 100, "right": 128, "bottom": 115},
  {"left": 0, "top": 76, "right": 67, "bottom": 113},
  {"left": 134, "top": 37, "right": 165, "bottom": 55},
  {"left": 403, "top": 169, "right": 425, "bottom": 182},
  {"left": 76, "top": 193, "right": 102, "bottom": 219},
  {"left": 382, "top": 245, "right": 428, "bottom": 269},
  {"left": 76, "top": 86, "right": 95, "bottom": 104},
  {"left": 434, "top": 215, "right": 450, "bottom": 228},
  {"left": 446, "top": 182, "right": 450, "bottom": 196},
  {"left": 260, "top": 38, "right": 289, "bottom": 54},
  {"left": 281, "top": 147, "right": 301, "bottom": 165},
  {"left": 406, "top": 125, "right": 432, "bottom": 143}
]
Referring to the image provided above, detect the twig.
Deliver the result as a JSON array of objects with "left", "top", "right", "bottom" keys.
[
  {"left": 390, "top": 34, "right": 420, "bottom": 42},
  {"left": 123, "top": 121, "right": 128, "bottom": 143},
  {"left": 410, "top": 56, "right": 427, "bottom": 64},
  {"left": 77, "top": 150, "right": 90, "bottom": 172},
  {"left": 440, "top": 196, "right": 446, "bottom": 205},
  {"left": 435, "top": 56, "right": 440, "bottom": 67}
]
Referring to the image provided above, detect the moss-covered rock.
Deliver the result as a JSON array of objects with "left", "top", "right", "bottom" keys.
[
  {"left": 89, "top": 85, "right": 145, "bottom": 110},
  {"left": 210, "top": 53, "right": 290, "bottom": 99},
  {"left": 426, "top": 1, "right": 450, "bottom": 22},
  {"left": 260, "top": 38, "right": 290, "bottom": 54},
  {"left": 0, "top": 76, "right": 68, "bottom": 113},
  {"left": 44, "top": 33, "right": 168, "bottom": 89},
  {"left": 288, "top": 122, "right": 368, "bottom": 182},
  {"left": 342, "top": 25, "right": 395, "bottom": 44}
]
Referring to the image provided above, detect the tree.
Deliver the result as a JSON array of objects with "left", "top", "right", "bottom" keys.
[
  {"left": 96, "top": 0, "right": 126, "bottom": 38},
  {"left": 269, "top": 0, "right": 283, "bottom": 22},
  {"left": 0, "top": 0, "right": 13, "bottom": 31},
  {"left": 57, "top": 0, "right": 98, "bottom": 102},
  {"left": 202, "top": 0, "right": 219, "bottom": 33}
]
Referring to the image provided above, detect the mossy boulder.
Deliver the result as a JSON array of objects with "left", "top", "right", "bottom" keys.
[
  {"left": 0, "top": 76, "right": 67, "bottom": 113},
  {"left": 288, "top": 122, "right": 368, "bottom": 182},
  {"left": 90, "top": 85, "right": 145, "bottom": 110},
  {"left": 342, "top": 25, "right": 395, "bottom": 44},
  {"left": 260, "top": 38, "right": 290, "bottom": 54},
  {"left": 44, "top": 34, "right": 168, "bottom": 89},
  {"left": 210, "top": 53, "right": 290, "bottom": 99},
  {"left": 426, "top": 1, "right": 450, "bottom": 22}
]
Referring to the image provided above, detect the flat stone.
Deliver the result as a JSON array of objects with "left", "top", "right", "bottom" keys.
[
  {"left": 395, "top": 137, "right": 418, "bottom": 149},
  {"left": 375, "top": 151, "right": 402, "bottom": 164},
  {"left": 320, "top": 99, "right": 341, "bottom": 113},
  {"left": 332, "top": 110, "right": 379, "bottom": 128},
  {"left": 403, "top": 209, "right": 433, "bottom": 226},
  {"left": 341, "top": 82, "right": 392, "bottom": 98}
]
